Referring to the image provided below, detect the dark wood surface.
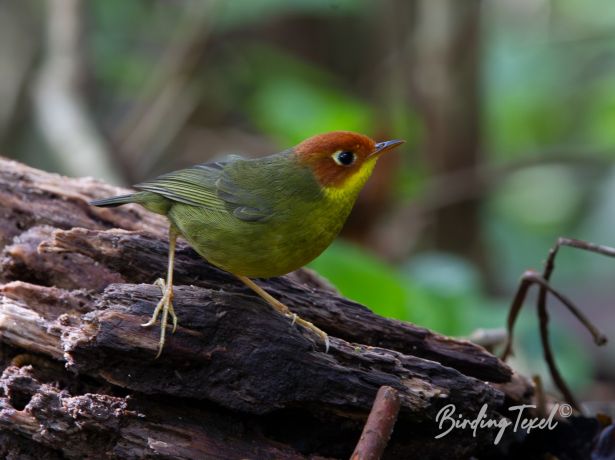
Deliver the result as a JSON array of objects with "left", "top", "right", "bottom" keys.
[{"left": 0, "top": 158, "right": 532, "bottom": 459}]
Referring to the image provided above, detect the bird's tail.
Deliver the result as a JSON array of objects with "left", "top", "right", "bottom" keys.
[{"left": 90, "top": 194, "right": 136, "bottom": 207}]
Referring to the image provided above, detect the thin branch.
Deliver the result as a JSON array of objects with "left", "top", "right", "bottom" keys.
[
  {"left": 532, "top": 375, "right": 547, "bottom": 418},
  {"left": 536, "top": 287, "right": 580, "bottom": 410},
  {"left": 501, "top": 270, "right": 606, "bottom": 357},
  {"left": 501, "top": 238, "right": 613, "bottom": 409},
  {"left": 467, "top": 327, "right": 507, "bottom": 352},
  {"left": 536, "top": 238, "right": 612, "bottom": 410},
  {"left": 351, "top": 386, "right": 401, "bottom": 460}
]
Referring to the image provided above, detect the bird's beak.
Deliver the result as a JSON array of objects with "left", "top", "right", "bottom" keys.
[{"left": 370, "top": 139, "right": 405, "bottom": 158}]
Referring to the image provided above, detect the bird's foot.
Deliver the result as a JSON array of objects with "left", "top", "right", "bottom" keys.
[
  {"left": 141, "top": 278, "right": 178, "bottom": 358},
  {"left": 234, "top": 275, "right": 330, "bottom": 352},
  {"left": 290, "top": 315, "right": 330, "bottom": 353},
  {"left": 267, "top": 297, "right": 329, "bottom": 352}
]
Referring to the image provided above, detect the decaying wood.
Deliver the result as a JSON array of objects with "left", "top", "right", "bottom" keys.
[
  {"left": 0, "top": 158, "right": 534, "bottom": 459},
  {"left": 0, "top": 363, "right": 313, "bottom": 459}
]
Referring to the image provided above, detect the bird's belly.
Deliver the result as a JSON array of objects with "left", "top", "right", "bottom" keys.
[{"left": 168, "top": 203, "right": 347, "bottom": 278}]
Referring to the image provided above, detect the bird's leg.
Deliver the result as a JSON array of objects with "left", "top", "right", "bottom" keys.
[
  {"left": 236, "top": 275, "right": 330, "bottom": 352},
  {"left": 141, "top": 226, "right": 179, "bottom": 358}
]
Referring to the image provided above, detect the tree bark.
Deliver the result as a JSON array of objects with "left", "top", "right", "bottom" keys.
[
  {"left": 411, "top": 0, "right": 485, "bottom": 268},
  {"left": 0, "top": 158, "right": 532, "bottom": 459}
]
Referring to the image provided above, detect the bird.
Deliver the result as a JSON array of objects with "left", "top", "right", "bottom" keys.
[{"left": 91, "top": 131, "right": 404, "bottom": 357}]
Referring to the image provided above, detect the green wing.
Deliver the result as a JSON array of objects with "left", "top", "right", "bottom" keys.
[{"left": 134, "top": 157, "right": 273, "bottom": 222}]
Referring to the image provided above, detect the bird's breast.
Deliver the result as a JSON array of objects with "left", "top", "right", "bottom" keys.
[
  {"left": 169, "top": 191, "right": 355, "bottom": 278},
  {"left": 167, "top": 156, "right": 365, "bottom": 278}
]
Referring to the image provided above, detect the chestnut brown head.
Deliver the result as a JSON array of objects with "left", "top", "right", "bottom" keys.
[{"left": 295, "top": 131, "right": 404, "bottom": 191}]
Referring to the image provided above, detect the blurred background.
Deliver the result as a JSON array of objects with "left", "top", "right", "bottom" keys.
[{"left": 1, "top": 0, "right": 614, "bottom": 401}]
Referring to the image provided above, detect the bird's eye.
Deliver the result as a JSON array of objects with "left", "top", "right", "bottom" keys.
[{"left": 332, "top": 150, "right": 356, "bottom": 166}]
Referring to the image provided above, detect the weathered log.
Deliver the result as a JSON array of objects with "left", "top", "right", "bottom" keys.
[
  {"left": 0, "top": 158, "right": 533, "bottom": 459},
  {"left": 39, "top": 226, "right": 511, "bottom": 383},
  {"left": 0, "top": 364, "right": 315, "bottom": 459},
  {"left": 0, "top": 279, "right": 505, "bottom": 416}
]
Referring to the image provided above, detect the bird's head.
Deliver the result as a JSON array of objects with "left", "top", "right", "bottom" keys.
[{"left": 295, "top": 131, "right": 404, "bottom": 199}]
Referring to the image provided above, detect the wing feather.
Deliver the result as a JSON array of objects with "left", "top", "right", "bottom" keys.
[{"left": 134, "top": 158, "right": 272, "bottom": 221}]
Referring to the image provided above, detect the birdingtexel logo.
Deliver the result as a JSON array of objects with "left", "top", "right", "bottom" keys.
[{"left": 434, "top": 403, "right": 572, "bottom": 445}]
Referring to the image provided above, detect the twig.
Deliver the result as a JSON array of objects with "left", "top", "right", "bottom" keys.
[
  {"left": 532, "top": 375, "right": 547, "bottom": 418},
  {"left": 537, "top": 239, "right": 611, "bottom": 410},
  {"left": 535, "top": 270, "right": 583, "bottom": 410},
  {"left": 501, "top": 238, "right": 612, "bottom": 410},
  {"left": 351, "top": 386, "right": 401, "bottom": 460},
  {"left": 467, "top": 327, "right": 507, "bottom": 351},
  {"left": 501, "top": 270, "right": 605, "bottom": 410}
]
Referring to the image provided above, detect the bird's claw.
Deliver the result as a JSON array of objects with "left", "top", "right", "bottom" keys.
[
  {"left": 141, "top": 278, "right": 177, "bottom": 358},
  {"left": 234, "top": 275, "right": 330, "bottom": 353},
  {"left": 291, "top": 315, "right": 330, "bottom": 353},
  {"left": 154, "top": 278, "right": 166, "bottom": 290}
]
